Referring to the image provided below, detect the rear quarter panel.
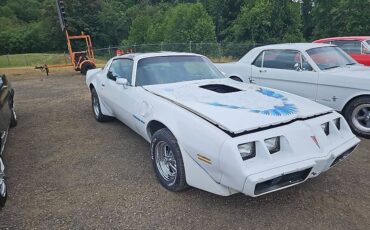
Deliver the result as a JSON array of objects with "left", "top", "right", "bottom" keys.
[{"left": 215, "top": 63, "right": 251, "bottom": 82}]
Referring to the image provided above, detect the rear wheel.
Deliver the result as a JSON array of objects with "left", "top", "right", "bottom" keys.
[
  {"left": 151, "top": 128, "right": 188, "bottom": 192},
  {"left": 91, "top": 87, "right": 111, "bottom": 122},
  {"left": 343, "top": 96, "right": 370, "bottom": 138}
]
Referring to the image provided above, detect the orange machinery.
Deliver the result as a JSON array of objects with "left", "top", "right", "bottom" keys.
[
  {"left": 36, "top": 0, "right": 96, "bottom": 75},
  {"left": 64, "top": 30, "right": 96, "bottom": 75}
]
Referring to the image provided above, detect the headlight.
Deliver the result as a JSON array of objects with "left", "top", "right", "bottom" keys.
[
  {"left": 238, "top": 142, "right": 256, "bottom": 160},
  {"left": 334, "top": 118, "right": 340, "bottom": 130},
  {"left": 321, "top": 122, "right": 329, "bottom": 136},
  {"left": 264, "top": 136, "right": 280, "bottom": 154}
]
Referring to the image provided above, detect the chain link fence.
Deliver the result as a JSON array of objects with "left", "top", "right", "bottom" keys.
[{"left": 0, "top": 42, "right": 268, "bottom": 68}]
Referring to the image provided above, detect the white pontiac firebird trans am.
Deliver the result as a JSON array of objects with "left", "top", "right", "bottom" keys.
[{"left": 86, "top": 52, "right": 359, "bottom": 197}]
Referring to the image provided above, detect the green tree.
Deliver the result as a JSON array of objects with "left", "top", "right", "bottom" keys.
[
  {"left": 312, "top": 0, "right": 370, "bottom": 38},
  {"left": 122, "top": 4, "right": 168, "bottom": 46},
  {"left": 301, "top": 0, "right": 314, "bottom": 40},
  {"left": 200, "top": 0, "right": 244, "bottom": 42},
  {"left": 162, "top": 3, "right": 216, "bottom": 43},
  {"left": 98, "top": 0, "right": 131, "bottom": 46},
  {"left": 231, "top": 0, "right": 303, "bottom": 43}
]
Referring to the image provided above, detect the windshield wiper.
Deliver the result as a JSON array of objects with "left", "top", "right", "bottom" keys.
[
  {"left": 346, "top": 63, "right": 356, "bottom": 66},
  {"left": 324, "top": 65, "right": 340, "bottom": 70}
]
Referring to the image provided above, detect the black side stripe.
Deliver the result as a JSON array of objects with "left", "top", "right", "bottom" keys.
[{"left": 144, "top": 88, "right": 332, "bottom": 138}]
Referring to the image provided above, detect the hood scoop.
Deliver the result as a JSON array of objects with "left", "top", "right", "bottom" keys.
[{"left": 199, "top": 84, "right": 241, "bottom": 93}]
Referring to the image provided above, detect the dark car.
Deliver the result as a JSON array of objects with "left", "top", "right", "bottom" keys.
[{"left": 0, "top": 74, "right": 17, "bottom": 207}]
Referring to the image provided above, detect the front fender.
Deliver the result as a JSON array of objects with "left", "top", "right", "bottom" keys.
[
  {"left": 142, "top": 93, "right": 230, "bottom": 184},
  {"left": 340, "top": 92, "right": 370, "bottom": 112}
]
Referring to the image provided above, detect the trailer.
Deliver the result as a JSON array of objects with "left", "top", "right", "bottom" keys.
[{"left": 36, "top": 0, "right": 96, "bottom": 75}]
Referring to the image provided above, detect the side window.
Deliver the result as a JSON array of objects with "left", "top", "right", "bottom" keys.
[
  {"left": 252, "top": 51, "right": 264, "bottom": 67},
  {"left": 262, "top": 50, "right": 300, "bottom": 70},
  {"left": 332, "top": 40, "right": 362, "bottom": 54},
  {"left": 108, "top": 59, "right": 134, "bottom": 84},
  {"left": 0, "top": 76, "right": 3, "bottom": 89}
]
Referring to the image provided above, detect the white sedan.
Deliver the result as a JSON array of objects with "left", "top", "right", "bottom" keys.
[
  {"left": 86, "top": 52, "right": 359, "bottom": 197},
  {"left": 216, "top": 43, "right": 370, "bottom": 137}
]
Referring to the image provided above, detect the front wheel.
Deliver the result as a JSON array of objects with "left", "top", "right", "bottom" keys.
[
  {"left": 343, "top": 97, "right": 370, "bottom": 138},
  {"left": 91, "top": 88, "right": 112, "bottom": 122},
  {"left": 0, "top": 158, "right": 7, "bottom": 208},
  {"left": 151, "top": 128, "right": 188, "bottom": 192}
]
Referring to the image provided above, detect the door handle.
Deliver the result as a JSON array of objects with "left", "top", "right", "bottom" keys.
[
  {"left": 259, "top": 69, "right": 267, "bottom": 73},
  {"left": 102, "top": 83, "right": 105, "bottom": 87}
]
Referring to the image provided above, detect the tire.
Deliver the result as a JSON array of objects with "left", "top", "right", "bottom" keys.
[
  {"left": 230, "top": 76, "right": 243, "bottom": 82},
  {"left": 91, "top": 87, "right": 111, "bottom": 122},
  {"left": 9, "top": 98, "right": 17, "bottom": 128},
  {"left": 0, "top": 157, "right": 7, "bottom": 208},
  {"left": 151, "top": 128, "right": 188, "bottom": 192},
  {"left": 0, "top": 129, "right": 8, "bottom": 157},
  {"left": 81, "top": 62, "right": 95, "bottom": 75},
  {"left": 343, "top": 96, "right": 370, "bottom": 138}
]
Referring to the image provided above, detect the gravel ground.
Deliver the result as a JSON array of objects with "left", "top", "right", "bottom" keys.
[{"left": 0, "top": 70, "right": 369, "bottom": 229}]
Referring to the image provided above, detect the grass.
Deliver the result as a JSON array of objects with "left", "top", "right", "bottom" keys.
[
  {"left": 0, "top": 53, "right": 110, "bottom": 69},
  {"left": 0, "top": 53, "right": 73, "bottom": 68}
]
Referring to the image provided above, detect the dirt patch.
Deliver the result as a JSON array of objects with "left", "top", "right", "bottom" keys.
[{"left": 0, "top": 70, "right": 369, "bottom": 229}]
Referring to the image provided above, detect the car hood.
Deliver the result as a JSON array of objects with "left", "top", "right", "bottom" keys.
[
  {"left": 320, "top": 65, "right": 370, "bottom": 90},
  {"left": 143, "top": 79, "right": 332, "bottom": 134},
  {"left": 324, "top": 65, "right": 370, "bottom": 77}
]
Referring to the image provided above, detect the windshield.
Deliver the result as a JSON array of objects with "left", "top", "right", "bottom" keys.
[
  {"left": 135, "top": 56, "right": 223, "bottom": 86},
  {"left": 307, "top": 46, "right": 357, "bottom": 70}
]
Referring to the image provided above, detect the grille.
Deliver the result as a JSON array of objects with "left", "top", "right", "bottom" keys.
[
  {"left": 254, "top": 168, "right": 312, "bottom": 195},
  {"left": 330, "top": 145, "right": 357, "bottom": 168}
]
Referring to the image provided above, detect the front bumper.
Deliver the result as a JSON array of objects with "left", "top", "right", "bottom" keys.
[
  {"left": 217, "top": 112, "right": 360, "bottom": 197},
  {"left": 242, "top": 137, "right": 359, "bottom": 197}
]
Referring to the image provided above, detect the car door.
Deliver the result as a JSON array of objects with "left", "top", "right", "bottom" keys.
[
  {"left": 357, "top": 41, "right": 370, "bottom": 66},
  {"left": 103, "top": 58, "right": 140, "bottom": 131},
  {"left": 251, "top": 49, "right": 318, "bottom": 101}
]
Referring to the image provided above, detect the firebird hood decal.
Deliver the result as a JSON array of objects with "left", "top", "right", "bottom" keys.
[
  {"left": 204, "top": 88, "right": 298, "bottom": 116},
  {"left": 144, "top": 78, "right": 332, "bottom": 134}
]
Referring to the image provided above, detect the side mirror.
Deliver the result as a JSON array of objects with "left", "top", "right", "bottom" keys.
[
  {"left": 294, "top": 63, "right": 302, "bottom": 71},
  {"left": 107, "top": 71, "right": 117, "bottom": 81},
  {"left": 116, "top": 78, "right": 128, "bottom": 86}
]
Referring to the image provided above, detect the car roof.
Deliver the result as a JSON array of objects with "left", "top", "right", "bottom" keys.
[
  {"left": 314, "top": 36, "right": 370, "bottom": 42},
  {"left": 112, "top": 52, "right": 203, "bottom": 61},
  {"left": 253, "top": 43, "right": 333, "bottom": 51}
]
